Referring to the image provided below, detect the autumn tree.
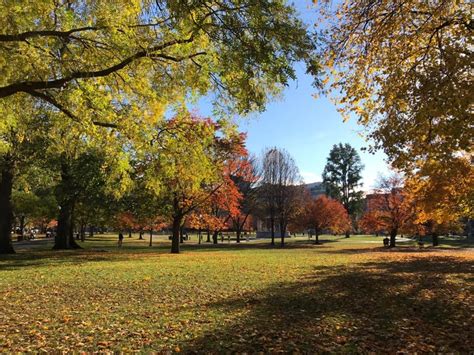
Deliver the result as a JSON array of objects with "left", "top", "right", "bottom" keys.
[
  {"left": 0, "top": 97, "right": 52, "bottom": 253},
  {"left": 322, "top": 143, "right": 364, "bottom": 237},
  {"left": 208, "top": 173, "right": 243, "bottom": 245},
  {"left": 143, "top": 112, "right": 246, "bottom": 254},
  {"left": 317, "top": 0, "right": 472, "bottom": 223},
  {"left": 113, "top": 212, "right": 137, "bottom": 238},
  {"left": 359, "top": 211, "right": 385, "bottom": 236},
  {"left": 257, "top": 148, "right": 303, "bottom": 247},
  {"left": 305, "top": 195, "right": 351, "bottom": 244},
  {"left": 288, "top": 189, "right": 314, "bottom": 236},
  {"left": 0, "top": 1, "right": 321, "bottom": 253},
  {"left": 363, "top": 175, "right": 413, "bottom": 248},
  {"left": 229, "top": 155, "right": 258, "bottom": 243},
  {"left": 405, "top": 157, "right": 473, "bottom": 246},
  {"left": 115, "top": 177, "right": 163, "bottom": 241},
  {"left": 0, "top": 1, "right": 319, "bottom": 126}
]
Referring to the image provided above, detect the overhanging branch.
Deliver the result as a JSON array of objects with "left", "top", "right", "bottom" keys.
[{"left": 0, "top": 36, "right": 200, "bottom": 98}]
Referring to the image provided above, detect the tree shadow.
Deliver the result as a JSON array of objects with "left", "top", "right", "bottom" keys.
[
  {"left": 0, "top": 238, "right": 334, "bottom": 271},
  {"left": 178, "top": 238, "right": 338, "bottom": 252},
  {"left": 179, "top": 256, "right": 474, "bottom": 353},
  {"left": 0, "top": 249, "right": 133, "bottom": 271},
  {"left": 319, "top": 245, "right": 473, "bottom": 255}
]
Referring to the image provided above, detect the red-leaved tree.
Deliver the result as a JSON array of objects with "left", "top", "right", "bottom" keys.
[
  {"left": 306, "top": 195, "right": 351, "bottom": 244},
  {"left": 361, "top": 175, "right": 413, "bottom": 247}
]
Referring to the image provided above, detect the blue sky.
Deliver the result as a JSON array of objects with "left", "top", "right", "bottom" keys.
[
  {"left": 195, "top": 0, "right": 389, "bottom": 189},
  {"left": 236, "top": 64, "right": 388, "bottom": 190}
]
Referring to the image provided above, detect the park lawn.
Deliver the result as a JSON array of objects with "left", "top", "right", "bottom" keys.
[{"left": 0, "top": 235, "right": 472, "bottom": 352}]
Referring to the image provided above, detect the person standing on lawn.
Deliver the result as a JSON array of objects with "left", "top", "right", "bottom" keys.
[{"left": 118, "top": 232, "right": 124, "bottom": 248}]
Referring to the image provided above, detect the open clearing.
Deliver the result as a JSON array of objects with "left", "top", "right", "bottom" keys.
[{"left": 0, "top": 235, "right": 472, "bottom": 352}]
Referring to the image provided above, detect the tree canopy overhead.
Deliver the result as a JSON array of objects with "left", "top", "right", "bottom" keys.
[
  {"left": 317, "top": 0, "right": 472, "bottom": 171},
  {"left": 0, "top": 0, "right": 320, "bottom": 130}
]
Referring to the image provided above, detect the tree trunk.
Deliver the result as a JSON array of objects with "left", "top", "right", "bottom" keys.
[
  {"left": 206, "top": 229, "right": 210, "bottom": 243},
  {"left": 128, "top": 229, "right": 132, "bottom": 238},
  {"left": 314, "top": 228, "right": 320, "bottom": 244},
  {"left": 54, "top": 198, "right": 81, "bottom": 249},
  {"left": 179, "top": 226, "right": 184, "bottom": 243},
  {"left": 0, "top": 158, "right": 15, "bottom": 254},
  {"left": 80, "top": 223, "right": 86, "bottom": 242},
  {"left": 171, "top": 215, "right": 181, "bottom": 254},
  {"left": 345, "top": 230, "right": 350, "bottom": 238},
  {"left": 212, "top": 230, "right": 218, "bottom": 244},
  {"left": 138, "top": 231, "right": 144, "bottom": 240},
  {"left": 236, "top": 229, "right": 241, "bottom": 244},
  {"left": 89, "top": 225, "right": 94, "bottom": 237},
  {"left": 432, "top": 232, "right": 439, "bottom": 247},
  {"left": 53, "top": 162, "right": 81, "bottom": 250},
  {"left": 69, "top": 203, "right": 75, "bottom": 242},
  {"left": 149, "top": 229, "right": 153, "bottom": 247},
  {"left": 198, "top": 227, "right": 202, "bottom": 244},
  {"left": 389, "top": 229, "right": 397, "bottom": 248},
  {"left": 270, "top": 216, "right": 275, "bottom": 246},
  {"left": 280, "top": 221, "right": 286, "bottom": 247}
]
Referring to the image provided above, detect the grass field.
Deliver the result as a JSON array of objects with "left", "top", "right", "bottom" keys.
[{"left": 1, "top": 235, "right": 472, "bottom": 352}]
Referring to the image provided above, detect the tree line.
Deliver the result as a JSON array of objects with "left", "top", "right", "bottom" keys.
[{"left": 0, "top": 0, "right": 471, "bottom": 253}]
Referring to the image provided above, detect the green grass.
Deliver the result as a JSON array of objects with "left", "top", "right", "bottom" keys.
[{"left": 1, "top": 235, "right": 472, "bottom": 352}]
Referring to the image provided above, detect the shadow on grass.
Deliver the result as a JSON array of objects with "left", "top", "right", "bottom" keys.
[
  {"left": 317, "top": 245, "right": 473, "bottom": 255},
  {"left": 0, "top": 238, "right": 336, "bottom": 271},
  {"left": 180, "top": 256, "right": 474, "bottom": 353},
  {"left": 176, "top": 238, "right": 338, "bottom": 253},
  {"left": 0, "top": 249, "right": 132, "bottom": 271}
]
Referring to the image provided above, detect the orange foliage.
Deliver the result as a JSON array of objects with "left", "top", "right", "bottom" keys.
[
  {"left": 360, "top": 175, "right": 414, "bottom": 236},
  {"left": 113, "top": 212, "right": 167, "bottom": 232},
  {"left": 306, "top": 195, "right": 351, "bottom": 236}
]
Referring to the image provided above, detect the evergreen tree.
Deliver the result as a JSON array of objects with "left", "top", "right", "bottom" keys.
[{"left": 322, "top": 143, "right": 364, "bottom": 237}]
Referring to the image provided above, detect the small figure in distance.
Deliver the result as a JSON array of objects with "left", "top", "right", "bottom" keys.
[{"left": 118, "top": 232, "right": 124, "bottom": 248}]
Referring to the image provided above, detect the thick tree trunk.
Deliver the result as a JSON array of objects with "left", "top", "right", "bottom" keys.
[
  {"left": 345, "top": 230, "right": 350, "bottom": 238},
  {"left": 54, "top": 200, "right": 81, "bottom": 249},
  {"left": 212, "top": 230, "right": 218, "bottom": 244},
  {"left": 236, "top": 229, "right": 241, "bottom": 243},
  {"left": 432, "top": 232, "right": 439, "bottom": 247},
  {"left": 128, "top": 229, "right": 132, "bottom": 238},
  {"left": 0, "top": 158, "right": 15, "bottom": 254},
  {"left": 53, "top": 163, "right": 81, "bottom": 250},
  {"left": 171, "top": 215, "right": 181, "bottom": 254},
  {"left": 389, "top": 229, "right": 397, "bottom": 248},
  {"left": 198, "top": 227, "right": 202, "bottom": 244},
  {"left": 206, "top": 229, "right": 211, "bottom": 243},
  {"left": 148, "top": 229, "right": 153, "bottom": 247},
  {"left": 138, "top": 231, "right": 144, "bottom": 240},
  {"left": 89, "top": 225, "right": 94, "bottom": 237}
]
